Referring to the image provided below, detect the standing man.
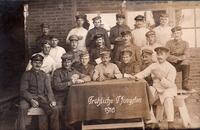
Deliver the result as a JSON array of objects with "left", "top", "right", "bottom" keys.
[
  {"left": 66, "top": 14, "right": 88, "bottom": 51},
  {"left": 132, "top": 15, "right": 149, "bottom": 48},
  {"left": 53, "top": 53, "right": 91, "bottom": 130},
  {"left": 142, "top": 30, "right": 161, "bottom": 62},
  {"left": 85, "top": 16, "right": 110, "bottom": 54},
  {"left": 110, "top": 13, "right": 131, "bottom": 49},
  {"left": 26, "top": 40, "right": 56, "bottom": 75},
  {"left": 20, "top": 54, "right": 59, "bottom": 130},
  {"left": 49, "top": 36, "right": 66, "bottom": 69},
  {"left": 166, "top": 26, "right": 191, "bottom": 91},
  {"left": 35, "top": 23, "right": 52, "bottom": 52},
  {"left": 154, "top": 13, "right": 172, "bottom": 46},
  {"left": 134, "top": 47, "right": 177, "bottom": 129}
]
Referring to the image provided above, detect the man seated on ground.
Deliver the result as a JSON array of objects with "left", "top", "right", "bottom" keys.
[
  {"left": 93, "top": 49, "right": 122, "bottom": 81},
  {"left": 26, "top": 40, "right": 56, "bottom": 75},
  {"left": 133, "top": 46, "right": 177, "bottom": 129},
  {"left": 166, "top": 26, "right": 193, "bottom": 92},
  {"left": 52, "top": 53, "right": 91, "bottom": 130},
  {"left": 90, "top": 34, "right": 108, "bottom": 65},
  {"left": 112, "top": 30, "right": 141, "bottom": 65},
  {"left": 117, "top": 48, "right": 140, "bottom": 78},
  {"left": 142, "top": 30, "right": 161, "bottom": 62},
  {"left": 20, "top": 54, "right": 59, "bottom": 130},
  {"left": 74, "top": 51, "right": 94, "bottom": 78},
  {"left": 49, "top": 36, "right": 66, "bottom": 69}
]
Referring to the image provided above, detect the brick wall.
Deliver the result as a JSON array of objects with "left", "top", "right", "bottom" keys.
[{"left": 26, "top": 0, "right": 200, "bottom": 88}]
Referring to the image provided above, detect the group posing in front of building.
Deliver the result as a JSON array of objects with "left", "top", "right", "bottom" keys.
[{"left": 19, "top": 12, "right": 193, "bottom": 130}]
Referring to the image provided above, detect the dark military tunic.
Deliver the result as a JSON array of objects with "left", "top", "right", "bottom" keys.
[
  {"left": 117, "top": 61, "right": 140, "bottom": 76},
  {"left": 86, "top": 27, "right": 110, "bottom": 52},
  {"left": 74, "top": 63, "right": 94, "bottom": 78}
]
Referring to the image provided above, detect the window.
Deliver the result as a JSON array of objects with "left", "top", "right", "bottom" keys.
[{"left": 176, "top": 8, "right": 200, "bottom": 47}]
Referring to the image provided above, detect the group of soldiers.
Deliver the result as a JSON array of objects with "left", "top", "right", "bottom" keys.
[{"left": 19, "top": 12, "right": 192, "bottom": 130}]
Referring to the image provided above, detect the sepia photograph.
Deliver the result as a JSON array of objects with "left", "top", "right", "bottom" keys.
[{"left": 0, "top": 0, "right": 200, "bottom": 130}]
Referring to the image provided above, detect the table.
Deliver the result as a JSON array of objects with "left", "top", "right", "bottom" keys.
[{"left": 66, "top": 79, "right": 151, "bottom": 124}]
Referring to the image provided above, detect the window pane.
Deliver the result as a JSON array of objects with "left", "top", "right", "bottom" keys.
[
  {"left": 182, "top": 29, "right": 195, "bottom": 47},
  {"left": 196, "top": 8, "right": 200, "bottom": 27},
  {"left": 179, "top": 9, "right": 194, "bottom": 27},
  {"left": 197, "top": 29, "right": 200, "bottom": 47},
  {"left": 86, "top": 13, "right": 116, "bottom": 31}
]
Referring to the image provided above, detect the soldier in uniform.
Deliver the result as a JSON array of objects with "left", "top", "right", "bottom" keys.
[
  {"left": 110, "top": 13, "right": 131, "bottom": 49},
  {"left": 166, "top": 26, "right": 192, "bottom": 91},
  {"left": 117, "top": 49, "right": 140, "bottom": 78},
  {"left": 134, "top": 47, "right": 177, "bottom": 129},
  {"left": 49, "top": 36, "right": 66, "bottom": 69},
  {"left": 74, "top": 51, "right": 94, "bottom": 78},
  {"left": 90, "top": 34, "right": 108, "bottom": 65},
  {"left": 142, "top": 30, "right": 161, "bottom": 62},
  {"left": 85, "top": 16, "right": 110, "bottom": 54},
  {"left": 93, "top": 49, "right": 122, "bottom": 81},
  {"left": 67, "top": 35, "right": 82, "bottom": 66},
  {"left": 112, "top": 30, "right": 141, "bottom": 65},
  {"left": 132, "top": 15, "right": 149, "bottom": 48},
  {"left": 52, "top": 53, "right": 91, "bottom": 130},
  {"left": 66, "top": 14, "right": 88, "bottom": 51},
  {"left": 35, "top": 23, "right": 53, "bottom": 53},
  {"left": 26, "top": 40, "right": 56, "bottom": 75},
  {"left": 20, "top": 54, "right": 59, "bottom": 130},
  {"left": 154, "top": 13, "right": 172, "bottom": 46}
]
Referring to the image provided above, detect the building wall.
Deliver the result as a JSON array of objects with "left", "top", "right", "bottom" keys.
[{"left": 26, "top": 0, "right": 200, "bottom": 89}]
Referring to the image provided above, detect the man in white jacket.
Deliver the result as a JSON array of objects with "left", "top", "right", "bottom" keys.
[{"left": 133, "top": 46, "right": 177, "bottom": 129}]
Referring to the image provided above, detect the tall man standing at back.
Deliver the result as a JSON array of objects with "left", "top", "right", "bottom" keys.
[
  {"left": 66, "top": 14, "right": 88, "bottom": 51},
  {"left": 110, "top": 13, "right": 130, "bottom": 49},
  {"left": 35, "top": 23, "right": 52, "bottom": 53},
  {"left": 154, "top": 13, "right": 172, "bottom": 46},
  {"left": 166, "top": 26, "right": 192, "bottom": 91},
  {"left": 132, "top": 15, "right": 149, "bottom": 48},
  {"left": 85, "top": 16, "right": 110, "bottom": 54}
]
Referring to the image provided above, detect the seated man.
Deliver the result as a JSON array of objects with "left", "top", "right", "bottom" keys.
[
  {"left": 26, "top": 40, "right": 56, "bottom": 75},
  {"left": 90, "top": 33, "right": 108, "bottom": 65},
  {"left": 166, "top": 26, "right": 191, "bottom": 91},
  {"left": 49, "top": 36, "right": 66, "bottom": 69},
  {"left": 20, "top": 54, "right": 59, "bottom": 130},
  {"left": 74, "top": 51, "right": 95, "bottom": 78},
  {"left": 52, "top": 53, "right": 91, "bottom": 129},
  {"left": 141, "top": 49, "right": 155, "bottom": 86},
  {"left": 133, "top": 47, "right": 177, "bottom": 129},
  {"left": 117, "top": 48, "right": 140, "bottom": 78},
  {"left": 93, "top": 49, "right": 122, "bottom": 81}
]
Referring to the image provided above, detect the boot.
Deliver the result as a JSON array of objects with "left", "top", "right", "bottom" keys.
[
  {"left": 168, "top": 122, "right": 175, "bottom": 130},
  {"left": 182, "top": 65, "right": 191, "bottom": 91}
]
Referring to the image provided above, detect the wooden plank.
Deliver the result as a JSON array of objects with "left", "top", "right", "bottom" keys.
[{"left": 82, "top": 120, "right": 145, "bottom": 130}]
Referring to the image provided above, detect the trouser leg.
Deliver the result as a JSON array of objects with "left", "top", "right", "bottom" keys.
[
  {"left": 163, "top": 98, "right": 174, "bottom": 122},
  {"left": 38, "top": 115, "right": 48, "bottom": 130},
  {"left": 19, "top": 100, "right": 32, "bottom": 130},
  {"left": 181, "top": 65, "right": 191, "bottom": 90},
  {"left": 49, "top": 106, "right": 60, "bottom": 130}
]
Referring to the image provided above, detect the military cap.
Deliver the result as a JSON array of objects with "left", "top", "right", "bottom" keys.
[
  {"left": 171, "top": 26, "right": 182, "bottom": 32},
  {"left": 116, "top": 13, "right": 125, "bottom": 19},
  {"left": 134, "top": 15, "right": 145, "bottom": 21},
  {"left": 121, "top": 48, "right": 133, "bottom": 56},
  {"left": 75, "top": 14, "right": 86, "bottom": 20},
  {"left": 69, "top": 35, "right": 79, "bottom": 41},
  {"left": 31, "top": 54, "right": 44, "bottom": 61},
  {"left": 100, "top": 48, "right": 111, "bottom": 56},
  {"left": 154, "top": 46, "right": 169, "bottom": 53},
  {"left": 61, "top": 53, "right": 73, "bottom": 61},
  {"left": 121, "top": 30, "right": 131, "bottom": 36},
  {"left": 145, "top": 30, "right": 156, "bottom": 37},
  {"left": 142, "top": 49, "right": 153, "bottom": 55},
  {"left": 40, "top": 23, "right": 50, "bottom": 28},
  {"left": 93, "top": 33, "right": 104, "bottom": 40},
  {"left": 92, "top": 16, "right": 101, "bottom": 21},
  {"left": 79, "top": 51, "right": 89, "bottom": 58},
  {"left": 160, "top": 13, "right": 169, "bottom": 18}
]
